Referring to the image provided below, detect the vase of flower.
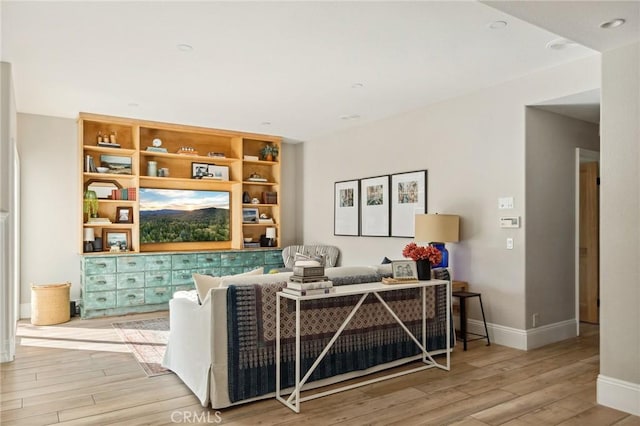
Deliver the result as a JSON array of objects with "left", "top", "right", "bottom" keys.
[
  {"left": 416, "top": 259, "right": 431, "bottom": 281},
  {"left": 402, "top": 242, "right": 442, "bottom": 281}
]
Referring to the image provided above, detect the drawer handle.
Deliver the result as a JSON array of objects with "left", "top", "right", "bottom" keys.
[
  {"left": 181, "top": 274, "right": 190, "bottom": 279},
  {"left": 97, "top": 297, "right": 107, "bottom": 302},
  {"left": 127, "top": 262, "right": 137, "bottom": 266},
  {"left": 126, "top": 278, "right": 137, "bottom": 283},
  {"left": 205, "top": 257, "right": 214, "bottom": 262},
  {"left": 96, "top": 263, "right": 107, "bottom": 268},
  {"left": 182, "top": 259, "right": 191, "bottom": 264},
  {"left": 155, "top": 291, "right": 165, "bottom": 296},
  {"left": 155, "top": 260, "right": 164, "bottom": 265},
  {"left": 229, "top": 256, "right": 236, "bottom": 261},
  {"left": 127, "top": 294, "right": 137, "bottom": 299},
  {"left": 154, "top": 276, "right": 164, "bottom": 281}
]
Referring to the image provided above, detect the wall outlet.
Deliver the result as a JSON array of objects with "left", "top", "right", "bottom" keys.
[{"left": 533, "top": 313, "right": 539, "bottom": 328}]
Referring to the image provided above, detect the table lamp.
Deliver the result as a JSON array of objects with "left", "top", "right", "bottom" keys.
[
  {"left": 414, "top": 214, "right": 460, "bottom": 268},
  {"left": 265, "top": 227, "right": 277, "bottom": 247},
  {"left": 83, "top": 228, "right": 95, "bottom": 252}
]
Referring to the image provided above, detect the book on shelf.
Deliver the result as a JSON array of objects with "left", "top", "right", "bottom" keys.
[
  {"left": 287, "top": 280, "right": 333, "bottom": 291},
  {"left": 292, "top": 265, "right": 325, "bottom": 277},
  {"left": 87, "top": 217, "right": 112, "bottom": 224},
  {"left": 98, "top": 142, "right": 121, "bottom": 148},
  {"left": 258, "top": 218, "right": 274, "bottom": 224},
  {"left": 248, "top": 177, "right": 268, "bottom": 182},
  {"left": 282, "top": 287, "right": 336, "bottom": 296},
  {"left": 243, "top": 242, "right": 260, "bottom": 248},
  {"left": 261, "top": 191, "right": 278, "bottom": 204},
  {"left": 289, "top": 275, "right": 329, "bottom": 284},
  {"left": 244, "top": 155, "right": 259, "bottom": 161}
]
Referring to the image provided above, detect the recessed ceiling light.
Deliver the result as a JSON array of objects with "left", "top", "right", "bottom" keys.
[
  {"left": 488, "top": 20, "right": 508, "bottom": 30},
  {"left": 176, "top": 43, "right": 193, "bottom": 52},
  {"left": 351, "top": 83, "right": 364, "bottom": 89},
  {"left": 600, "top": 18, "right": 626, "bottom": 29},
  {"left": 546, "top": 38, "right": 578, "bottom": 50}
]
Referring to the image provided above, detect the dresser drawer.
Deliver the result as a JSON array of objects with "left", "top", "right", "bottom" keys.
[
  {"left": 117, "top": 272, "right": 145, "bottom": 289},
  {"left": 116, "top": 289, "right": 145, "bottom": 307},
  {"left": 243, "top": 251, "right": 264, "bottom": 267},
  {"left": 144, "top": 286, "right": 172, "bottom": 304},
  {"left": 84, "top": 274, "right": 116, "bottom": 292},
  {"left": 84, "top": 291, "right": 116, "bottom": 310},
  {"left": 219, "top": 266, "right": 246, "bottom": 276},
  {"left": 172, "top": 270, "right": 196, "bottom": 286},
  {"left": 194, "top": 267, "right": 221, "bottom": 277},
  {"left": 145, "top": 271, "right": 171, "bottom": 287},
  {"left": 84, "top": 257, "right": 116, "bottom": 275},
  {"left": 145, "top": 255, "right": 172, "bottom": 271},
  {"left": 220, "top": 253, "right": 247, "bottom": 267},
  {"left": 264, "top": 250, "right": 284, "bottom": 265},
  {"left": 197, "top": 253, "right": 221, "bottom": 268},
  {"left": 116, "top": 256, "right": 146, "bottom": 273},
  {"left": 172, "top": 284, "right": 194, "bottom": 293},
  {"left": 172, "top": 254, "right": 197, "bottom": 270}
]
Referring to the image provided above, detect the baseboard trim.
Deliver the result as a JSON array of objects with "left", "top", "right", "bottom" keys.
[
  {"left": 597, "top": 374, "right": 640, "bottom": 416},
  {"left": 465, "top": 318, "right": 577, "bottom": 351}
]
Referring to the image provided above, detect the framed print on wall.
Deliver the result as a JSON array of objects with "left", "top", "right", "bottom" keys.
[
  {"left": 360, "top": 175, "right": 390, "bottom": 237},
  {"left": 391, "top": 170, "right": 427, "bottom": 237},
  {"left": 334, "top": 180, "right": 360, "bottom": 236}
]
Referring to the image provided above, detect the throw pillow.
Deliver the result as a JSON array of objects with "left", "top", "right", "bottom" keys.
[{"left": 193, "top": 267, "right": 264, "bottom": 303}]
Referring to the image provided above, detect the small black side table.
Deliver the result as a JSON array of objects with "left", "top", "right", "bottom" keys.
[{"left": 452, "top": 291, "right": 490, "bottom": 351}]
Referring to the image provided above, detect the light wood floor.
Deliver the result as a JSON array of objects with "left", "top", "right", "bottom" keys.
[{"left": 1, "top": 313, "right": 638, "bottom": 426}]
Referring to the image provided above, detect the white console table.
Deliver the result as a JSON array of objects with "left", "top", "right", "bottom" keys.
[{"left": 275, "top": 279, "right": 450, "bottom": 413}]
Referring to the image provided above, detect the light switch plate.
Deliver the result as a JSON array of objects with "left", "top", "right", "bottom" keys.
[
  {"left": 506, "top": 238, "right": 514, "bottom": 249},
  {"left": 498, "top": 197, "right": 514, "bottom": 209}
]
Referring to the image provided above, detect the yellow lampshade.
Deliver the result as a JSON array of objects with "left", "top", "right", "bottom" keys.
[{"left": 414, "top": 214, "right": 460, "bottom": 243}]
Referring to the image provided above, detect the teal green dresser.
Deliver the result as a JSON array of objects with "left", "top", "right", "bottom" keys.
[{"left": 80, "top": 249, "right": 284, "bottom": 318}]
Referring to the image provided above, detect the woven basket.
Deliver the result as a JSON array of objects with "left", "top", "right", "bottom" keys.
[{"left": 31, "top": 282, "right": 71, "bottom": 325}]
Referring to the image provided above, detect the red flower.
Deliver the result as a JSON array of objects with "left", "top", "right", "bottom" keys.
[{"left": 402, "top": 243, "right": 442, "bottom": 265}]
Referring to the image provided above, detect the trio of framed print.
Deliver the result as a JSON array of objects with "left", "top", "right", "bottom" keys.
[{"left": 334, "top": 170, "right": 427, "bottom": 237}]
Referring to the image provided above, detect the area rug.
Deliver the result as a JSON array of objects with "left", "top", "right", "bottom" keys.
[{"left": 112, "top": 317, "right": 170, "bottom": 376}]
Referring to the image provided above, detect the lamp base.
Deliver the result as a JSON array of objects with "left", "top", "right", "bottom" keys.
[
  {"left": 431, "top": 243, "right": 448, "bottom": 268},
  {"left": 83, "top": 241, "right": 94, "bottom": 253}
]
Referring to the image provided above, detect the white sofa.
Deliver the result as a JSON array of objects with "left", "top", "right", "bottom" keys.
[{"left": 162, "top": 265, "right": 452, "bottom": 408}]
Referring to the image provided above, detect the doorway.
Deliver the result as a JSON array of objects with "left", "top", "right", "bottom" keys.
[{"left": 575, "top": 148, "right": 600, "bottom": 332}]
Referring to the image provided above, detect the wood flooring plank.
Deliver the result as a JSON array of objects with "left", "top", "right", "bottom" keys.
[
  {"left": 471, "top": 382, "right": 593, "bottom": 425},
  {"left": 0, "top": 398, "right": 22, "bottom": 411},
  {"left": 0, "top": 410, "right": 59, "bottom": 426},
  {"left": 556, "top": 405, "right": 630, "bottom": 425},
  {"left": 0, "top": 395, "right": 94, "bottom": 422},
  {"left": 613, "top": 415, "right": 640, "bottom": 425}
]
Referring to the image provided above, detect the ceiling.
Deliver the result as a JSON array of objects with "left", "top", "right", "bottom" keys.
[{"left": 1, "top": 1, "right": 638, "bottom": 142}]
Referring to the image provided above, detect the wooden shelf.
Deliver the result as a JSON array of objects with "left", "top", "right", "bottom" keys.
[{"left": 80, "top": 113, "right": 282, "bottom": 253}]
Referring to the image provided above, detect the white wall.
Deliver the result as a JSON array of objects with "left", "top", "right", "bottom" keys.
[
  {"left": 525, "top": 108, "right": 599, "bottom": 329},
  {"left": 17, "top": 113, "right": 78, "bottom": 316},
  {"left": 302, "top": 55, "right": 600, "bottom": 333},
  {"left": 598, "top": 42, "right": 640, "bottom": 416}
]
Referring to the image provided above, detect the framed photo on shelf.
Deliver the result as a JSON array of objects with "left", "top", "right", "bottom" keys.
[
  {"left": 391, "top": 260, "right": 418, "bottom": 280},
  {"left": 115, "top": 206, "right": 133, "bottom": 224},
  {"left": 99, "top": 155, "right": 132, "bottom": 175},
  {"left": 207, "top": 164, "right": 229, "bottom": 181},
  {"left": 103, "top": 229, "right": 132, "bottom": 252},
  {"left": 360, "top": 175, "right": 390, "bottom": 237},
  {"left": 191, "top": 162, "right": 213, "bottom": 179},
  {"left": 334, "top": 180, "right": 360, "bottom": 236},
  {"left": 391, "top": 170, "right": 427, "bottom": 237},
  {"left": 242, "top": 208, "right": 259, "bottom": 223}
]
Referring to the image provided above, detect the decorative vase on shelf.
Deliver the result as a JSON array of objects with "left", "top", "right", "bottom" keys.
[
  {"left": 431, "top": 243, "right": 448, "bottom": 268},
  {"left": 416, "top": 259, "right": 431, "bottom": 281}
]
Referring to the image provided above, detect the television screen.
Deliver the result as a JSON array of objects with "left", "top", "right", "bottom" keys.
[{"left": 139, "top": 188, "right": 230, "bottom": 243}]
